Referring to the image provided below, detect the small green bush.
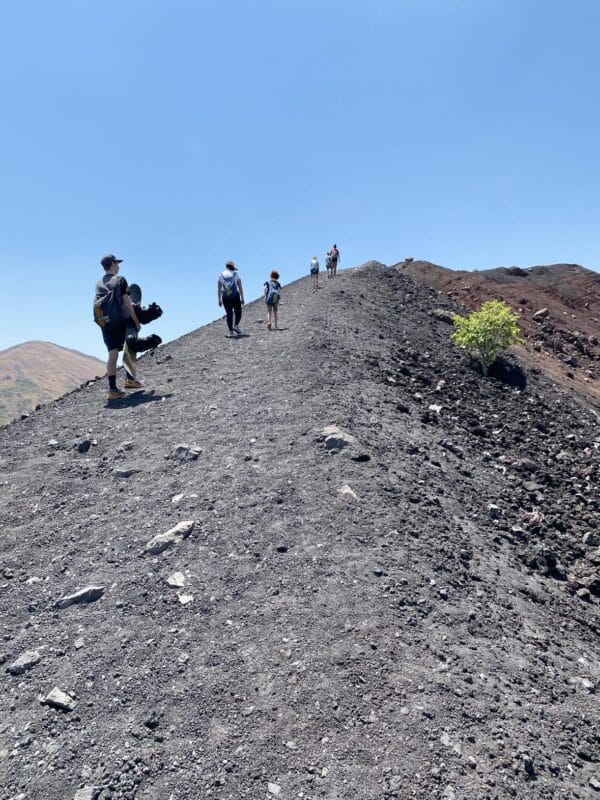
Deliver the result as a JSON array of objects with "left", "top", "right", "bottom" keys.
[{"left": 452, "top": 300, "right": 524, "bottom": 375}]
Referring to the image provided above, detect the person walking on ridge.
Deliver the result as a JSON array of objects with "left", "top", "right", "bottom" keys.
[
  {"left": 310, "top": 256, "right": 320, "bottom": 290},
  {"left": 264, "top": 270, "right": 282, "bottom": 330},
  {"left": 218, "top": 261, "right": 245, "bottom": 336},
  {"left": 329, "top": 244, "right": 340, "bottom": 277},
  {"left": 94, "top": 254, "right": 142, "bottom": 400}
]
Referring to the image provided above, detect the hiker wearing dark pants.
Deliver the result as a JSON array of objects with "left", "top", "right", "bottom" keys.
[{"left": 218, "top": 261, "right": 245, "bottom": 336}]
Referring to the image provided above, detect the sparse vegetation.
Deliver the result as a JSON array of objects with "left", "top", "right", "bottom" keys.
[{"left": 452, "top": 300, "right": 524, "bottom": 375}]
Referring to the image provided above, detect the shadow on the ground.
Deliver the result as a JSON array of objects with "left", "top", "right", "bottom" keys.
[
  {"left": 105, "top": 391, "right": 173, "bottom": 409},
  {"left": 489, "top": 357, "right": 528, "bottom": 389}
]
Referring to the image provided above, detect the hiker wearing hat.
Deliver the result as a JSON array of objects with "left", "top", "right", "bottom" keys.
[
  {"left": 94, "top": 255, "right": 142, "bottom": 400},
  {"left": 218, "top": 261, "right": 245, "bottom": 336}
]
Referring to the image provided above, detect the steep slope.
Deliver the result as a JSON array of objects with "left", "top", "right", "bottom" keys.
[
  {"left": 0, "top": 264, "right": 599, "bottom": 800},
  {"left": 394, "top": 260, "right": 600, "bottom": 402},
  {"left": 0, "top": 341, "right": 104, "bottom": 428}
]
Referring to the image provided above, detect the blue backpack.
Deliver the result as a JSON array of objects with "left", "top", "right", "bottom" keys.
[
  {"left": 265, "top": 280, "right": 281, "bottom": 306},
  {"left": 94, "top": 275, "right": 126, "bottom": 328},
  {"left": 221, "top": 271, "right": 239, "bottom": 299}
]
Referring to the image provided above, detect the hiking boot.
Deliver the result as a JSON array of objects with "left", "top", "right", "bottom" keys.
[
  {"left": 124, "top": 378, "right": 144, "bottom": 389},
  {"left": 233, "top": 325, "right": 242, "bottom": 335},
  {"left": 107, "top": 389, "right": 126, "bottom": 400},
  {"left": 266, "top": 322, "right": 272, "bottom": 330}
]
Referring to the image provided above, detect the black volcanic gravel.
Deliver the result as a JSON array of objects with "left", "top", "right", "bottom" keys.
[{"left": 0, "top": 263, "right": 599, "bottom": 800}]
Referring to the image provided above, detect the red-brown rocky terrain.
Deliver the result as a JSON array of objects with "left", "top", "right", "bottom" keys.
[
  {"left": 0, "top": 264, "right": 598, "bottom": 800},
  {"left": 394, "top": 260, "right": 600, "bottom": 403}
]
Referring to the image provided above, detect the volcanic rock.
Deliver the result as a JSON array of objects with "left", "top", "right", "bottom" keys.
[
  {"left": 74, "top": 789, "right": 98, "bottom": 800},
  {"left": 169, "top": 444, "right": 202, "bottom": 462},
  {"left": 42, "top": 687, "right": 76, "bottom": 711},
  {"left": 322, "top": 425, "right": 356, "bottom": 451},
  {"left": 6, "top": 650, "right": 41, "bottom": 675},
  {"left": 56, "top": 586, "right": 105, "bottom": 609},
  {"left": 144, "top": 520, "right": 195, "bottom": 554}
]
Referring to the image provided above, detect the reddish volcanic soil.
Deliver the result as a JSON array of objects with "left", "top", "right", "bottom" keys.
[{"left": 394, "top": 261, "right": 600, "bottom": 403}]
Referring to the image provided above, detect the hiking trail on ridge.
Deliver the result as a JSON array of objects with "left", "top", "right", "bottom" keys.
[{"left": 1, "top": 263, "right": 599, "bottom": 800}]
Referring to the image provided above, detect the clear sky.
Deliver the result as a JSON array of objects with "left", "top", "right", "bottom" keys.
[{"left": 1, "top": 0, "right": 599, "bottom": 359}]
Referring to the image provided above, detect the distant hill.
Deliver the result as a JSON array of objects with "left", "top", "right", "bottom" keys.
[
  {"left": 394, "top": 260, "right": 600, "bottom": 401},
  {"left": 0, "top": 340, "right": 104, "bottom": 427}
]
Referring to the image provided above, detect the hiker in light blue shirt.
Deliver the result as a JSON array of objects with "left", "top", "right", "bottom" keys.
[{"left": 310, "top": 256, "right": 320, "bottom": 290}]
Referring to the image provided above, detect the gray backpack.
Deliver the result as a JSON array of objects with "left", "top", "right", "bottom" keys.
[{"left": 94, "top": 275, "right": 126, "bottom": 328}]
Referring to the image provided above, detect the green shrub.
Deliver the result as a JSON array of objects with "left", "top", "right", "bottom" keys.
[{"left": 452, "top": 300, "right": 524, "bottom": 375}]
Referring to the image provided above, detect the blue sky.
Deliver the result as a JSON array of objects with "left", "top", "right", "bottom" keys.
[{"left": 1, "top": 0, "right": 599, "bottom": 359}]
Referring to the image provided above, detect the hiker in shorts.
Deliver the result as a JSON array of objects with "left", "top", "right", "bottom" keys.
[
  {"left": 218, "top": 261, "right": 245, "bottom": 336},
  {"left": 329, "top": 244, "right": 340, "bottom": 277},
  {"left": 264, "top": 270, "right": 282, "bottom": 330},
  {"left": 94, "top": 254, "right": 142, "bottom": 400},
  {"left": 310, "top": 256, "right": 320, "bottom": 290}
]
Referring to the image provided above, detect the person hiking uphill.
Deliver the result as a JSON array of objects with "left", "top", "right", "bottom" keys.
[
  {"left": 218, "top": 261, "right": 245, "bottom": 336},
  {"left": 328, "top": 244, "right": 340, "bottom": 277},
  {"left": 264, "top": 270, "right": 282, "bottom": 330},
  {"left": 94, "top": 254, "right": 142, "bottom": 400},
  {"left": 310, "top": 256, "right": 320, "bottom": 290}
]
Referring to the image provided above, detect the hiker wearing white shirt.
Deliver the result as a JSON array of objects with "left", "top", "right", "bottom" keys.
[{"left": 310, "top": 256, "right": 320, "bottom": 290}]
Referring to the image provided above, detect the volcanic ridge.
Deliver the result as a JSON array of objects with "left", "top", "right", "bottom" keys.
[{"left": 0, "top": 263, "right": 599, "bottom": 800}]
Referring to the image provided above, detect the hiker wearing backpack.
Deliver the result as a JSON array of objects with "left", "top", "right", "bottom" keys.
[
  {"left": 310, "top": 256, "right": 320, "bottom": 290},
  {"left": 329, "top": 244, "right": 340, "bottom": 277},
  {"left": 264, "top": 270, "right": 282, "bottom": 330},
  {"left": 218, "top": 261, "right": 245, "bottom": 336},
  {"left": 94, "top": 254, "right": 142, "bottom": 400}
]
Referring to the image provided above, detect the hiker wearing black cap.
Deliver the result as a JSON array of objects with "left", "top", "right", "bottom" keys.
[
  {"left": 218, "top": 261, "right": 245, "bottom": 336},
  {"left": 94, "top": 255, "right": 141, "bottom": 400}
]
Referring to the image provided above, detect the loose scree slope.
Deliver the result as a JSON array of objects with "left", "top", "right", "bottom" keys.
[{"left": 0, "top": 263, "right": 599, "bottom": 800}]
